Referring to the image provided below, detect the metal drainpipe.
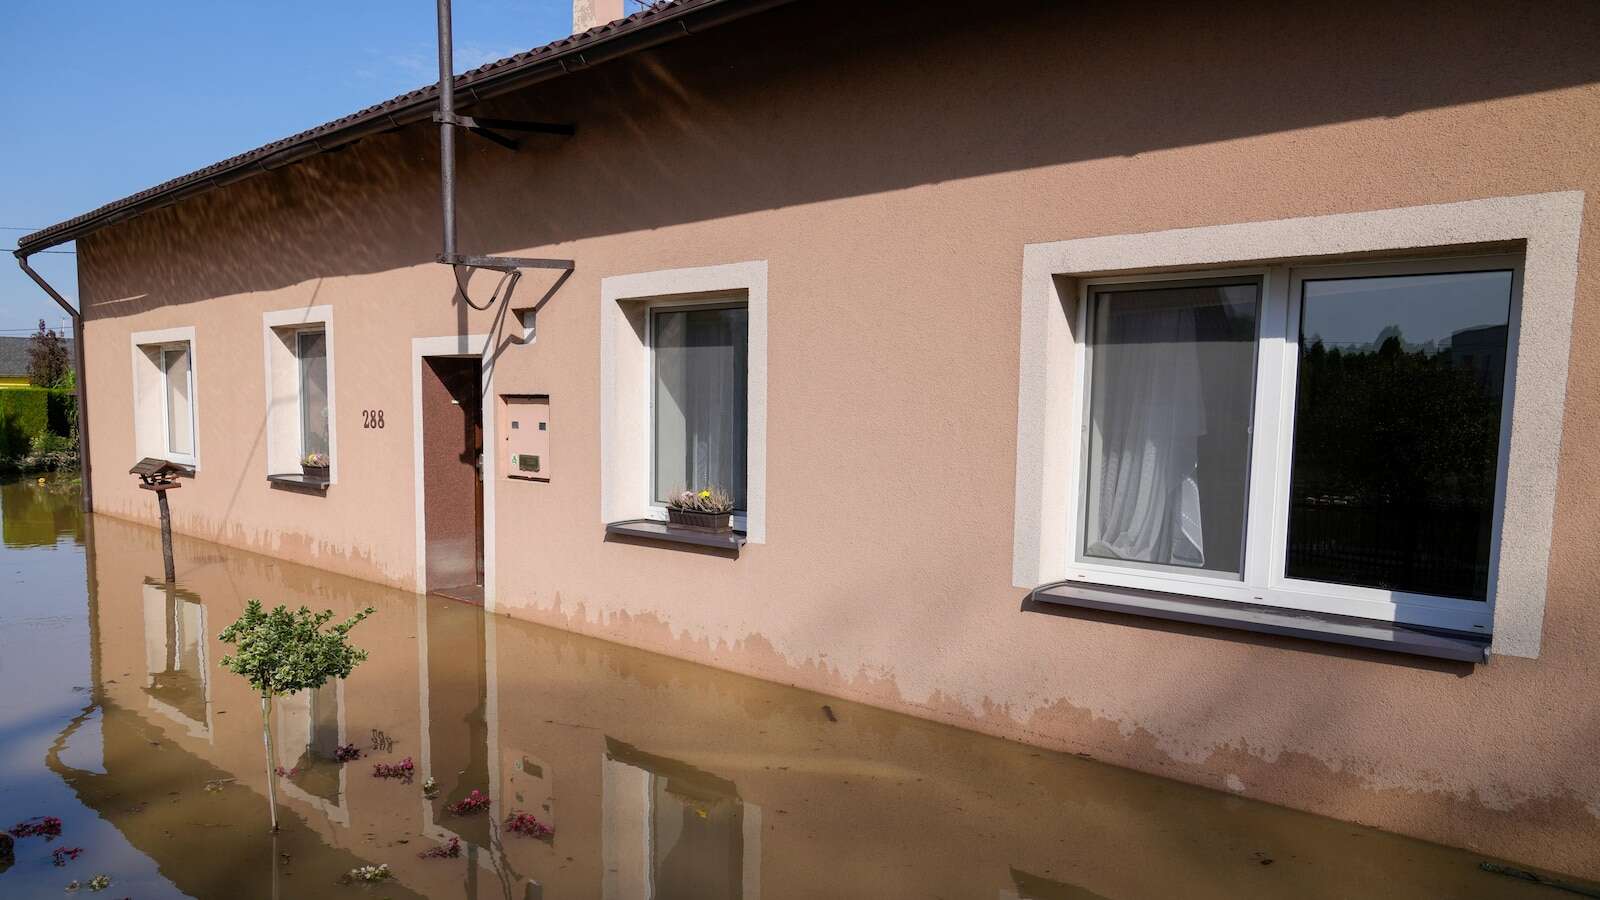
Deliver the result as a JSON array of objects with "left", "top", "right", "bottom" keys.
[
  {"left": 436, "top": 0, "right": 458, "bottom": 262},
  {"left": 15, "top": 253, "right": 93, "bottom": 513}
]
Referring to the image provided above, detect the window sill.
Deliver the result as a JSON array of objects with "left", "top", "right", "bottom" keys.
[
  {"left": 1032, "top": 582, "right": 1490, "bottom": 663},
  {"left": 605, "top": 519, "right": 746, "bottom": 552},
  {"left": 267, "top": 473, "right": 330, "bottom": 493}
]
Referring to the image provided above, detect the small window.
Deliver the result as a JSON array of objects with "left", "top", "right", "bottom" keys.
[
  {"left": 297, "top": 330, "right": 330, "bottom": 458},
  {"left": 650, "top": 303, "right": 748, "bottom": 510},
  {"left": 161, "top": 344, "right": 196, "bottom": 458}
]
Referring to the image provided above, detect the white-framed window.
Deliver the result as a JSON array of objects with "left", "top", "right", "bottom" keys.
[
  {"left": 1065, "top": 255, "right": 1518, "bottom": 635},
  {"left": 1013, "top": 192, "right": 1585, "bottom": 657},
  {"left": 263, "top": 306, "right": 337, "bottom": 482},
  {"left": 296, "top": 329, "right": 331, "bottom": 459},
  {"left": 160, "top": 344, "right": 196, "bottom": 459},
  {"left": 647, "top": 299, "right": 750, "bottom": 518},
  {"left": 131, "top": 326, "right": 201, "bottom": 469},
  {"left": 600, "top": 262, "right": 768, "bottom": 543}
]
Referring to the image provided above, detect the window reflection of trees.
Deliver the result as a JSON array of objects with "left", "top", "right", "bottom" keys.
[{"left": 1288, "top": 325, "right": 1508, "bottom": 600}]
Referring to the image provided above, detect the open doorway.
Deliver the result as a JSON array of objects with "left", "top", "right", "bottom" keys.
[{"left": 421, "top": 355, "right": 484, "bottom": 603}]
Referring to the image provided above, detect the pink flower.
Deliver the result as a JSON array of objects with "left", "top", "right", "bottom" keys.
[
  {"left": 504, "top": 811, "right": 554, "bottom": 839},
  {"left": 9, "top": 816, "right": 63, "bottom": 839},
  {"left": 372, "top": 757, "right": 416, "bottom": 782},
  {"left": 445, "top": 789, "right": 491, "bottom": 816},
  {"left": 418, "top": 837, "right": 462, "bottom": 859}
]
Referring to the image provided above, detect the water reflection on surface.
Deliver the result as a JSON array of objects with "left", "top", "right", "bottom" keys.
[{"left": 0, "top": 474, "right": 1576, "bottom": 898}]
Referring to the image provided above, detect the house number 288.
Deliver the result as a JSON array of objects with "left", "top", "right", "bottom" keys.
[{"left": 362, "top": 410, "right": 386, "bottom": 429}]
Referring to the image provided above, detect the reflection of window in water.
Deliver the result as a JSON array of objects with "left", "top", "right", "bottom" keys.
[
  {"left": 1001, "top": 866, "right": 1112, "bottom": 900},
  {"left": 601, "top": 738, "right": 760, "bottom": 900},
  {"left": 276, "top": 681, "right": 343, "bottom": 805},
  {"left": 141, "top": 580, "right": 208, "bottom": 737}
]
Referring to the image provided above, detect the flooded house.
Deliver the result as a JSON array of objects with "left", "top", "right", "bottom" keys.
[{"left": 12, "top": 0, "right": 1600, "bottom": 882}]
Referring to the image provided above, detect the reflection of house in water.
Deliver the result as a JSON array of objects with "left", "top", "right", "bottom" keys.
[
  {"left": 141, "top": 578, "right": 209, "bottom": 739},
  {"left": 276, "top": 680, "right": 348, "bottom": 821},
  {"left": 602, "top": 737, "right": 760, "bottom": 900},
  {"left": 423, "top": 597, "right": 493, "bottom": 849},
  {"left": 1449, "top": 324, "right": 1508, "bottom": 396}
]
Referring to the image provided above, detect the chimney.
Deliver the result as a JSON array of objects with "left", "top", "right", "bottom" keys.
[{"left": 573, "top": 0, "right": 627, "bottom": 33}]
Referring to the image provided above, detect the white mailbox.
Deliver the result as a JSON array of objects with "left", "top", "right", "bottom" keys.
[{"left": 501, "top": 394, "right": 550, "bottom": 482}]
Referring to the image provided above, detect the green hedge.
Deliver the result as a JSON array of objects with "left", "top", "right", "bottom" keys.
[{"left": 0, "top": 388, "right": 75, "bottom": 458}]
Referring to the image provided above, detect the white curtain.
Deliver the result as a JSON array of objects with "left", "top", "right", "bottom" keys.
[
  {"left": 1085, "top": 299, "right": 1208, "bottom": 567},
  {"left": 653, "top": 307, "right": 748, "bottom": 507}
]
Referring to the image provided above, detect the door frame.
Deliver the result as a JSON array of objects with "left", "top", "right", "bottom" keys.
[{"left": 411, "top": 334, "right": 498, "bottom": 611}]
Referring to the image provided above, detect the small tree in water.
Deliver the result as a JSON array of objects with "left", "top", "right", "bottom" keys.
[{"left": 219, "top": 600, "right": 373, "bottom": 831}]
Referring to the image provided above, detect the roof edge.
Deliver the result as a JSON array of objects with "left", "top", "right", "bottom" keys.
[{"left": 16, "top": 0, "right": 797, "bottom": 256}]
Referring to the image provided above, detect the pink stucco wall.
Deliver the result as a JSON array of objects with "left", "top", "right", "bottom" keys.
[{"left": 71, "top": 0, "right": 1600, "bottom": 877}]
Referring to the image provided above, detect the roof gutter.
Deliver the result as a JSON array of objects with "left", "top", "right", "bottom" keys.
[
  {"left": 15, "top": 253, "right": 93, "bottom": 513},
  {"left": 15, "top": 0, "right": 801, "bottom": 255}
]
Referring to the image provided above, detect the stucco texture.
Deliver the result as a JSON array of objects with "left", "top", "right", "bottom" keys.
[{"left": 71, "top": 0, "right": 1600, "bottom": 878}]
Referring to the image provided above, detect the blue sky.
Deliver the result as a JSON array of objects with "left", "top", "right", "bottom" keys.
[{"left": 0, "top": 0, "right": 599, "bottom": 335}]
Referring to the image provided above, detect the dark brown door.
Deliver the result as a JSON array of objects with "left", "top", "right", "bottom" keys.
[{"left": 421, "top": 356, "right": 484, "bottom": 597}]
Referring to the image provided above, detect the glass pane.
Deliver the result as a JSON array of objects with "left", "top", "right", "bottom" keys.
[
  {"left": 1082, "top": 282, "right": 1259, "bottom": 575},
  {"left": 298, "top": 331, "right": 330, "bottom": 458},
  {"left": 652, "top": 306, "right": 748, "bottom": 509},
  {"left": 1288, "top": 269, "right": 1513, "bottom": 601},
  {"left": 163, "top": 346, "right": 193, "bottom": 456}
]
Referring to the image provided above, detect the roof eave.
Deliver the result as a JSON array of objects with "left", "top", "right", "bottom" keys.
[{"left": 15, "top": 0, "right": 798, "bottom": 256}]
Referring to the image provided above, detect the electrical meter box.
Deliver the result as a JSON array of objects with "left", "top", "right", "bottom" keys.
[{"left": 501, "top": 394, "right": 550, "bottom": 482}]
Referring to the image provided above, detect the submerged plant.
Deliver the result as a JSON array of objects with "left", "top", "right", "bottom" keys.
[
  {"left": 372, "top": 757, "right": 415, "bottom": 782},
  {"left": 504, "top": 811, "right": 554, "bottom": 839},
  {"left": 218, "top": 600, "right": 373, "bottom": 831},
  {"left": 9, "top": 816, "right": 62, "bottom": 839},
  {"left": 342, "top": 863, "right": 392, "bottom": 884},
  {"left": 445, "top": 789, "right": 491, "bottom": 816},
  {"left": 421, "top": 776, "right": 439, "bottom": 799},
  {"left": 418, "top": 837, "right": 461, "bottom": 859},
  {"left": 334, "top": 743, "right": 362, "bottom": 763},
  {"left": 65, "top": 873, "right": 111, "bottom": 892}
]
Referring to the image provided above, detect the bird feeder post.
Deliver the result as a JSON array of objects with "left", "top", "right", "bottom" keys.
[{"left": 130, "top": 458, "right": 185, "bottom": 583}]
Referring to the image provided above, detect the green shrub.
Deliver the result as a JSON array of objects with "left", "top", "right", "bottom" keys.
[
  {"left": 0, "top": 388, "right": 75, "bottom": 459},
  {"left": 30, "top": 432, "right": 74, "bottom": 454}
]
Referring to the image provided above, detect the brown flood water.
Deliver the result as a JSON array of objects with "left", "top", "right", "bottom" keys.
[{"left": 0, "top": 474, "right": 1588, "bottom": 899}]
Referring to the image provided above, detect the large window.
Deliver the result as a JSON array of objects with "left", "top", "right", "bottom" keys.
[
  {"left": 1071, "top": 255, "right": 1518, "bottom": 632},
  {"left": 297, "top": 330, "right": 330, "bottom": 458},
  {"left": 649, "top": 303, "right": 748, "bottom": 511}
]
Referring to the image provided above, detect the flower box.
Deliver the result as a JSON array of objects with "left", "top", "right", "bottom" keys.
[{"left": 666, "top": 508, "right": 732, "bottom": 532}]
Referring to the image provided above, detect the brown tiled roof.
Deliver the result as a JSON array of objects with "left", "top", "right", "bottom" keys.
[{"left": 15, "top": 0, "right": 791, "bottom": 255}]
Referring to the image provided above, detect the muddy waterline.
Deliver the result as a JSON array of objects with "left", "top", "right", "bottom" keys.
[{"left": 0, "top": 474, "right": 1583, "bottom": 898}]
